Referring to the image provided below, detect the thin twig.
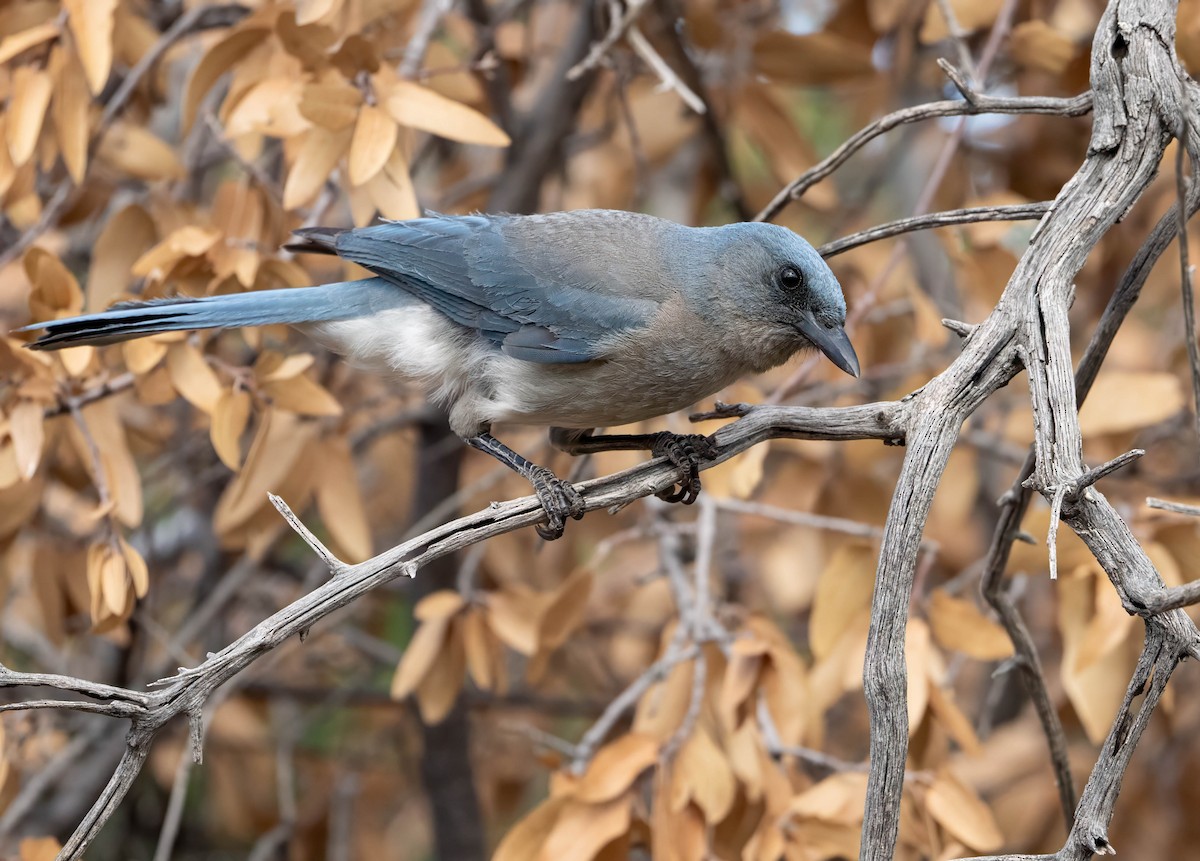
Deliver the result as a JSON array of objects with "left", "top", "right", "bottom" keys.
[
  {"left": 1176, "top": 121, "right": 1200, "bottom": 446},
  {"left": 817, "top": 203, "right": 1051, "bottom": 258},
  {"left": 754, "top": 91, "right": 1091, "bottom": 223}
]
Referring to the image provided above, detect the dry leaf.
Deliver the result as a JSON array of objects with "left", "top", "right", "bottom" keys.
[
  {"left": 539, "top": 795, "right": 631, "bottom": 861},
  {"left": 390, "top": 615, "right": 452, "bottom": 700},
  {"left": 809, "top": 542, "right": 876, "bottom": 659},
  {"left": 314, "top": 436, "right": 372, "bottom": 562},
  {"left": 98, "top": 123, "right": 185, "bottom": 181},
  {"left": 1011, "top": 21, "right": 1077, "bottom": 74},
  {"left": 538, "top": 569, "right": 593, "bottom": 650},
  {"left": 0, "top": 22, "right": 61, "bottom": 66},
  {"left": 52, "top": 47, "right": 90, "bottom": 184},
  {"left": 7, "top": 66, "right": 53, "bottom": 167},
  {"left": 211, "top": 388, "right": 252, "bottom": 470},
  {"left": 1077, "top": 372, "right": 1183, "bottom": 435},
  {"left": 492, "top": 797, "right": 568, "bottom": 861},
  {"left": 414, "top": 620, "right": 466, "bottom": 723},
  {"left": 928, "top": 591, "right": 1014, "bottom": 661},
  {"left": 166, "top": 342, "right": 223, "bottom": 414},
  {"left": 925, "top": 772, "right": 1004, "bottom": 851},
  {"left": 670, "top": 725, "right": 736, "bottom": 824},
  {"left": 575, "top": 733, "right": 659, "bottom": 803},
  {"left": 183, "top": 27, "right": 272, "bottom": 132},
  {"left": 283, "top": 125, "right": 353, "bottom": 209},
  {"left": 64, "top": 0, "right": 117, "bottom": 93},
  {"left": 348, "top": 104, "right": 398, "bottom": 185},
  {"left": 386, "top": 81, "right": 510, "bottom": 146}
]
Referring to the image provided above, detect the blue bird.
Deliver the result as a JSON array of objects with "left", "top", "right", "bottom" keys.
[{"left": 19, "top": 210, "right": 858, "bottom": 539}]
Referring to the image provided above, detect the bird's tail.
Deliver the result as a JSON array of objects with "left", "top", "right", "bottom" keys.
[{"left": 17, "top": 277, "right": 400, "bottom": 350}]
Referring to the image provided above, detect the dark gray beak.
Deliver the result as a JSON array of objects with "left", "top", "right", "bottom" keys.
[{"left": 796, "top": 311, "right": 860, "bottom": 378}]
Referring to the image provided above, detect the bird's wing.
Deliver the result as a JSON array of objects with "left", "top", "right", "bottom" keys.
[{"left": 329, "top": 214, "right": 664, "bottom": 364}]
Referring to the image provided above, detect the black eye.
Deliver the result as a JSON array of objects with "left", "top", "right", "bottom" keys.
[{"left": 779, "top": 266, "right": 803, "bottom": 290}]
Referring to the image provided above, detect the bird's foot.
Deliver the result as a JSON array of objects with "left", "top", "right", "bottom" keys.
[
  {"left": 527, "top": 465, "right": 586, "bottom": 540},
  {"left": 651, "top": 432, "right": 719, "bottom": 505}
]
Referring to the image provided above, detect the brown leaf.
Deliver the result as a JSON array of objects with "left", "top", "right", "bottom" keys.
[
  {"left": 299, "top": 77, "right": 364, "bottom": 130},
  {"left": 414, "top": 619, "right": 466, "bottom": 723},
  {"left": 296, "top": 0, "right": 342, "bottom": 25},
  {"left": 1077, "top": 371, "right": 1183, "bottom": 435},
  {"left": 670, "top": 725, "right": 736, "bottom": 824},
  {"left": 210, "top": 388, "right": 252, "bottom": 470},
  {"left": 809, "top": 542, "right": 876, "bottom": 659},
  {"left": 538, "top": 569, "right": 593, "bottom": 651},
  {"left": 493, "top": 796, "right": 568, "bottom": 861},
  {"left": 1011, "top": 20, "right": 1078, "bottom": 74},
  {"left": 414, "top": 590, "right": 467, "bottom": 621},
  {"left": 257, "top": 352, "right": 315, "bottom": 382},
  {"left": 25, "top": 247, "right": 83, "bottom": 317},
  {"left": 283, "top": 125, "right": 353, "bottom": 210},
  {"left": 77, "top": 399, "right": 142, "bottom": 528},
  {"left": 18, "top": 837, "right": 62, "bottom": 861},
  {"left": 927, "top": 683, "right": 982, "bottom": 756},
  {"left": 920, "top": 0, "right": 1005, "bottom": 43},
  {"left": 99, "top": 543, "right": 128, "bottom": 618},
  {"left": 183, "top": 27, "right": 272, "bottom": 132},
  {"left": 385, "top": 81, "right": 510, "bottom": 146},
  {"left": 348, "top": 104, "right": 398, "bottom": 186},
  {"left": 314, "top": 436, "right": 372, "bottom": 562},
  {"left": 752, "top": 31, "right": 875, "bottom": 86},
  {"left": 365, "top": 145, "right": 421, "bottom": 220},
  {"left": 64, "top": 0, "right": 117, "bottom": 93},
  {"left": 485, "top": 587, "right": 552, "bottom": 655},
  {"left": 461, "top": 608, "right": 504, "bottom": 692},
  {"left": 390, "top": 615, "right": 452, "bottom": 700},
  {"left": 132, "top": 226, "right": 221, "bottom": 278},
  {"left": 88, "top": 206, "right": 157, "bottom": 314},
  {"left": 539, "top": 795, "right": 632, "bottom": 861},
  {"left": 123, "top": 339, "right": 168, "bottom": 375},
  {"left": 166, "top": 342, "right": 223, "bottom": 414},
  {"left": 119, "top": 536, "right": 149, "bottom": 599},
  {"left": 787, "top": 772, "right": 869, "bottom": 825},
  {"left": 262, "top": 373, "right": 343, "bottom": 417},
  {"left": 0, "top": 22, "right": 61, "bottom": 66},
  {"left": 52, "top": 46, "right": 90, "bottom": 184},
  {"left": 6, "top": 66, "right": 53, "bottom": 167},
  {"left": 8, "top": 400, "right": 44, "bottom": 480},
  {"left": 575, "top": 733, "right": 659, "bottom": 803},
  {"left": 928, "top": 590, "right": 1014, "bottom": 661},
  {"left": 97, "top": 123, "right": 185, "bottom": 182},
  {"left": 925, "top": 772, "right": 1003, "bottom": 851},
  {"left": 213, "top": 410, "right": 317, "bottom": 535}
]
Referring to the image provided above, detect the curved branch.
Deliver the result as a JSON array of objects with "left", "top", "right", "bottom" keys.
[{"left": 755, "top": 92, "right": 1092, "bottom": 223}]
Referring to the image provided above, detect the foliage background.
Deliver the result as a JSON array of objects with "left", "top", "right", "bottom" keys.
[{"left": 1, "top": 0, "right": 1199, "bottom": 859}]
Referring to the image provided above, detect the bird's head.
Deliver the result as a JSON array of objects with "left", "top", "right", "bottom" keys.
[{"left": 712, "top": 222, "right": 859, "bottom": 377}]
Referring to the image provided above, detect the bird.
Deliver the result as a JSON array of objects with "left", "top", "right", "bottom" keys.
[{"left": 19, "top": 210, "right": 859, "bottom": 540}]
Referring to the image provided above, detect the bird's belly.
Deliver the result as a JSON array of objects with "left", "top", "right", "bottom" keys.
[{"left": 484, "top": 353, "right": 738, "bottom": 429}]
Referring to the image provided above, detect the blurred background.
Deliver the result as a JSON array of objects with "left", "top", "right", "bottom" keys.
[{"left": 1, "top": 0, "right": 1200, "bottom": 858}]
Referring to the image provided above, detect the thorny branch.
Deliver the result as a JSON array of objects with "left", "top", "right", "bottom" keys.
[{"left": 5, "top": 2, "right": 1200, "bottom": 860}]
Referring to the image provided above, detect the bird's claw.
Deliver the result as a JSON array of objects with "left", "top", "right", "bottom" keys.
[
  {"left": 528, "top": 466, "right": 585, "bottom": 540},
  {"left": 652, "top": 432, "right": 719, "bottom": 505}
]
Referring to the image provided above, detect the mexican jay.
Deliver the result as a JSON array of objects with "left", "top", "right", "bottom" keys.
[{"left": 21, "top": 210, "right": 859, "bottom": 539}]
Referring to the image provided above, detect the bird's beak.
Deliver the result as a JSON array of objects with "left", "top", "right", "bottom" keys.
[{"left": 795, "top": 311, "right": 860, "bottom": 378}]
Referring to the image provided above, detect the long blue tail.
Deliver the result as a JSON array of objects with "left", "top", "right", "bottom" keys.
[{"left": 18, "top": 277, "right": 401, "bottom": 350}]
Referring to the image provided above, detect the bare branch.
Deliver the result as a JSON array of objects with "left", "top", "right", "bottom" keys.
[
  {"left": 817, "top": 203, "right": 1051, "bottom": 259},
  {"left": 755, "top": 92, "right": 1092, "bottom": 223}
]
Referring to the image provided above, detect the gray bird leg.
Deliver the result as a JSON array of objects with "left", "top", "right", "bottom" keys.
[
  {"left": 467, "top": 432, "right": 585, "bottom": 540},
  {"left": 549, "top": 428, "right": 719, "bottom": 505}
]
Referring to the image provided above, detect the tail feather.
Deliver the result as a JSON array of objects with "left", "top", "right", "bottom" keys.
[
  {"left": 17, "top": 277, "right": 401, "bottom": 350},
  {"left": 283, "top": 226, "right": 345, "bottom": 256}
]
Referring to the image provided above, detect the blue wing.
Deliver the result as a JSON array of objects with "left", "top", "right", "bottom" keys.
[{"left": 330, "top": 214, "right": 662, "bottom": 364}]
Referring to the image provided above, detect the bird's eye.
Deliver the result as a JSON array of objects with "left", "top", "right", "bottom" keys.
[{"left": 778, "top": 266, "right": 803, "bottom": 290}]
